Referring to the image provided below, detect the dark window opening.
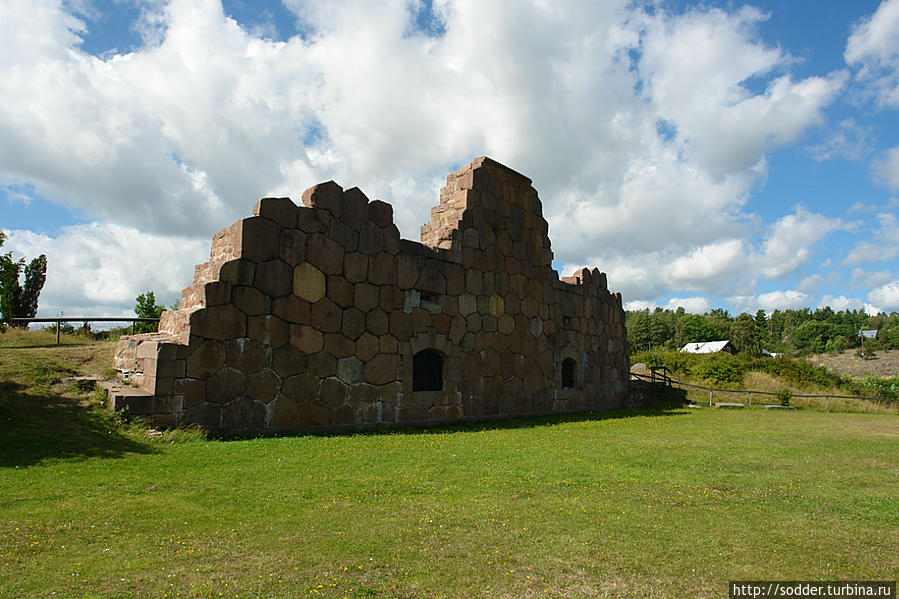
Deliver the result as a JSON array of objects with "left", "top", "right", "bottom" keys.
[
  {"left": 561, "top": 357, "right": 576, "bottom": 389},
  {"left": 413, "top": 349, "right": 443, "bottom": 392}
]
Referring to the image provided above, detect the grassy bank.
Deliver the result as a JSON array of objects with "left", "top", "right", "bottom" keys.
[{"left": 2, "top": 332, "right": 897, "bottom": 598}]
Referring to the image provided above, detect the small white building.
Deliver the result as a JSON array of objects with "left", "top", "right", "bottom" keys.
[{"left": 680, "top": 340, "right": 736, "bottom": 355}]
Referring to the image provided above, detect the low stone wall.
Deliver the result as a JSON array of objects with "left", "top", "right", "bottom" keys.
[{"left": 112, "top": 157, "right": 629, "bottom": 432}]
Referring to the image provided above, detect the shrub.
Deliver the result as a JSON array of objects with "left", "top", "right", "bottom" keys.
[{"left": 775, "top": 389, "right": 792, "bottom": 406}]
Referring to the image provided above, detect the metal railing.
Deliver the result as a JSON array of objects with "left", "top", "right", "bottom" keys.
[{"left": 10, "top": 317, "right": 160, "bottom": 344}]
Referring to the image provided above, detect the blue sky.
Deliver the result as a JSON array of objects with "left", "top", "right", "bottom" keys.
[{"left": 2, "top": 0, "right": 899, "bottom": 319}]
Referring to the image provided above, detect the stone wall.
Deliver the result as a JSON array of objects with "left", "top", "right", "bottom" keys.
[{"left": 112, "top": 157, "right": 629, "bottom": 431}]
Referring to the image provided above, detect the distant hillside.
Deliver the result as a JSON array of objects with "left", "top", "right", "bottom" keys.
[{"left": 811, "top": 349, "right": 899, "bottom": 379}]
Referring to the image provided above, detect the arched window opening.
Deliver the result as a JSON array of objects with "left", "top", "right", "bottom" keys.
[
  {"left": 561, "top": 357, "right": 576, "bottom": 389},
  {"left": 413, "top": 349, "right": 444, "bottom": 392}
]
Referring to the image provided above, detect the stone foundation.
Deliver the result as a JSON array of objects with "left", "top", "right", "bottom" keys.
[{"left": 112, "top": 157, "right": 629, "bottom": 432}]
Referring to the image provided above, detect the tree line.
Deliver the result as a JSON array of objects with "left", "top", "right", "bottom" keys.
[
  {"left": 626, "top": 306, "right": 899, "bottom": 356},
  {"left": 0, "top": 232, "right": 47, "bottom": 331}
]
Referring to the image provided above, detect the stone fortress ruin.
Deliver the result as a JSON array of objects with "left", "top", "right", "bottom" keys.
[{"left": 110, "top": 157, "right": 629, "bottom": 432}]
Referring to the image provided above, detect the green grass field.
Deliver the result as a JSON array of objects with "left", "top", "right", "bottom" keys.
[{"left": 1, "top": 332, "right": 897, "bottom": 598}]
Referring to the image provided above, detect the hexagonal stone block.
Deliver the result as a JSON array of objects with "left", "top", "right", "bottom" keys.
[
  {"left": 354, "top": 283, "right": 380, "bottom": 313},
  {"left": 280, "top": 229, "right": 307, "bottom": 265},
  {"left": 253, "top": 197, "right": 297, "bottom": 228},
  {"left": 341, "top": 307, "right": 366, "bottom": 340},
  {"left": 272, "top": 345, "right": 307, "bottom": 378},
  {"left": 282, "top": 372, "right": 320, "bottom": 402},
  {"left": 272, "top": 295, "right": 311, "bottom": 324},
  {"left": 226, "top": 338, "right": 270, "bottom": 373},
  {"left": 307, "top": 351, "right": 337, "bottom": 378},
  {"left": 186, "top": 340, "right": 226, "bottom": 379},
  {"left": 254, "top": 259, "right": 293, "bottom": 298},
  {"left": 247, "top": 368, "right": 281, "bottom": 403},
  {"left": 327, "top": 276, "right": 354, "bottom": 308},
  {"left": 233, "top": 286, "right": 270, "bottom": 316},
  {"left": 266, "top": 394, "right": 298, "bottom": 429},
  {"left": 344, "top": 252, "right": 369, "bottom": 283},
  {"left": 323, "top": 333, "right": 355, "bottom": 358},
  {"left": 355, "top": 332, "right": 380, "bottom": 362},
  {"left": 189, "top": 304, "right": 246, "bottom": 340},
  {"left": 365, "top": 308, "right": 388, "bottom": 336},
  {"left": 289, "top": 324, "right": 323, "bottom": 354},
  {"left": 206, "top": 366, "right": 246, "bottom": 403},
  {"left": 293, "top": 263, "right": 325, "bottom": 302},
  {"left": 336, "top": 356, "right": 364, "bottom": 385},
  {"left": 364, "top": 353, "right": 398, "bottom": 386},
  {"left": 306, "top": 233, "right": 344, "bottom": 275}
]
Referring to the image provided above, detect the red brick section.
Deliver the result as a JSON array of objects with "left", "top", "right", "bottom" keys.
[{"left": 112, "top": 157, "right": 629, "bottom": 432}]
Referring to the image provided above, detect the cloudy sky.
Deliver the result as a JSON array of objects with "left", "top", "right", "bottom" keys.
[{"left": 2, "top": 0, "right": 899, "bottom": 320}]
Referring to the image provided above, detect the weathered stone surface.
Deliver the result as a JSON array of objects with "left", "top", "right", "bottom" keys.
[
  {"left": 344, "top": 253, "right": 369, "bottom": 283},
  {"left": 306, "top": 351, "right": 337, "bottom": 378},
  {"left": 272, "top": 345, "right": 307, "bottom": 378},
  {"left": 379, "top": 334, "right": 398, "bottom": 354},
  {"left": 253, "top": 197, "right": 297, "bottom": 229},
  {"left": 323, "top": 333, "right": 355, "bottom": 358},
  {"left": 289, "top": 324, "right": 323, "bottom": 354},
  {"left": 354, "top": 283, "right": 380, "bottom": 313},
  {"left": 328, "top": 276, "right": 354, "bottom": 308},
  {"left": 417, "top": 264, "right": 446, "bottom": 295},
  {"left": 365, "top": 308, "right": 389, "bottom": 336},
  {"left": 307, "top": 234, "right": 344, "bottom": 275},
  {"left": 341, "top": 187, "right": 369, "bottom": 230},
  {"left": 247, "top": 315, "right": 289, "bottom": 349},
  {"left": 310, "top": 297, "right": 342, "bottom": 333},
  {"left": 247, "top": 368, "right": 281, "bottom": 403},
  {"left": 226, "top": 338, "right": 269, "bottom": 373},
  {"left": 282, "top": 372, "right": 320, "bottom": 402},
  {"left": 350, "top": 383, "right": 379, "bottom": 407},
  {"left": 175, "top": 377, "right": 206, "bottom": 409},
  {"left": 358, "top": 222, "right": 382, "bottom": 255},
  {"left": 330, "top": 220, "right": 358, "bottom": 251},
  {"left": 280, "top": 229, "right": 306, "bottom": 265},
  {"left": 239, "top": 217, "right": 281, "bottom": 263},
  {"left": 186, "top": 340, "right": 226, "bottom": 379},
  {"left": 364, "top": 353, "right": 398, "bottom": 386},
  {"left": 355, "top": 332, "right": 380, "bottom": 362},
  {"left": 267, "top": 394, "right": 298, "bottom": 428},
  {"left": 221, "top": 397, "right": 265, "bottom": 430},
  {"left": 233, "top": 286, "right": 270, "bottom": 316},
  {"left": 112, "top": 156, "right": 629, "bottom": 432},
  {"left": 272, "top": 295, "right": 311, "bottom": 324},
  {"left": 320, "top": 378, "right": 348, "bottom": 408},
  {"left": 389, "top": 311, "right": 412, "bottom": 340},
  {"left": 336, "top": 356, "right": 365, "bottom": 384},
  {"left": 293, "top": 263, "right": 326, "bottom": 303},
  {"left": 341, "top": 307, "right": 366, "bottom": 340},
  {"left": 296, "top": 401, "right": 333, "bottom": 426},
  {"left": 368, "top": 253, "right": 395, "bottom": 285},
  {"left": 301, "top": 181, "right": 343, "bottom": 215},
  {"left": 190, "top": 304, "right": 246, "bottom": 340},
  {"left": 368, "top": 199, "right": 393, "bottom": 227},
  {"left": 254, "top": 259, "right": 293, "bottom": 298},
  {"left": 206, "top": 366, "right": 246, "bottom": 403}
]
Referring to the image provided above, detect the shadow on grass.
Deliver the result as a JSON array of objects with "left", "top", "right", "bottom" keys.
[
  {"left": 0, "top": 341, "right": 98, "bottom": 350},
  {"left": 0, "top": 382, "right": 157, "bottom": 468}
]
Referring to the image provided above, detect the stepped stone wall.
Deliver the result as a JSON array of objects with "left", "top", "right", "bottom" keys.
[{"left": 112, "top": 157, "right": 629, "bottom": 432}]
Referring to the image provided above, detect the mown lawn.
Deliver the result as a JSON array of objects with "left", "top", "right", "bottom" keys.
[{"left": 1, "top": 334, "right": 897, "bottom": 598}]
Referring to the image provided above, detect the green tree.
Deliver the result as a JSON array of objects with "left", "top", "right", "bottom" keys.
[
  {"left": 0, "top": 232, "right": 48, "bottom": 330},
  {"left": 134, "top": 290, "right": 165, "bottom": 333},
  {"left": 731, "top": 312, "right": 761, "bottom": 355}
]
